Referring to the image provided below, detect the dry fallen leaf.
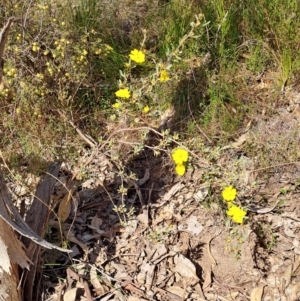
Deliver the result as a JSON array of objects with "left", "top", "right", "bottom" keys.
[
  {"left": 153, "top": 182, "right": 184, "bottom": 209},
  {"left": 193, "top": 187, "right": 209, "bottom": 202},
  {"left": 137, "top": 262, "right": 155, "bottom": 286},
  {"left": 167, "top": 286, "right": 185, "bottom": 298},
  {"left": 91, "top": 215, "right": 103, "bottom": 229},
  {"left": 286, "top": 282, "right": 300, "bottom": 301},
  {"left": 282, "top": 263, "right": 292, "bottom": 288},
  {"left": 65, "top": 230, "right": 88, "bottom": 252},
  {"left": 87, "top": 215, "right": 105, "bottom": 234},
  {"left": 283, "top": 220, "right": 299, "bottom": 238},
  {"left": 145, "top": 263, "right": 155, "bottom": 287},
  {"left": 178, "top": 215, "right": 204, "bottom": 235},
  {"left": 63, "top": 287, "right": 78, "bottom": 301},
  {"left": 90, "top": 266, "right": 109, "bottom": 296},
  {"left": 152, "top": 244, "right": 168, "bottom": 261},
  {"left": 123, "top": 219, "right": 138, "bottom": 239},
  {"left": 173, "top": 254, "right": 198, "bottom": 280},
  {"left": 250, "top": 285, "right": 265, "bottom": 301},
  {"left": 137, "top": 210, "right": 149, "bottom": 225},
  {"left": 154, "top": 287, "right": 182, "bottom": 301},
  {"left": 154, "top": 203, "right": 175, "bottom": 224},
  {"left": 58, "top": 187, "right": 76, "bottom": 223}
]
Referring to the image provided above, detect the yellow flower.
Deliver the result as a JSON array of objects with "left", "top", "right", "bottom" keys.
[
  {"left": 159, "top": 70, "right": 170, "bottom": 82},
  {"left": 112, "top": 102, "right": 121, "bottom": 109},
  {"left": 222, "top": 186, "right": 237, "bottom": 202},
  {"left": 172, "top": 148, "right": 189, "bottom": 165},
  {"left": 115, "top": 88, "right": 131, "bottom": 99},
  {"left": 36, "top": 73, "right": 44, "bottom": 80},
  {"left": 175, "top": 164, "right": 186, "bottom": 176},
  {"left": 129, "top": 49, "right": 145, "bottom": 63},
  {"left": 143, "top": 105, "right": 150, "bottom": 113},
  {"left": 32, "top": 42, "right": 40, "bottom": 52},
  {"left": 226, "top": 205, "right": 247, "bottom": 224},
  {"left": 105, "top": 44, "right": 113, "bottom": 51}
]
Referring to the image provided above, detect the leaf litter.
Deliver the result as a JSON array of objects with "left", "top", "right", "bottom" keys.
[{"left": 12, "top": 103, "right": 300, "bottom": 301}]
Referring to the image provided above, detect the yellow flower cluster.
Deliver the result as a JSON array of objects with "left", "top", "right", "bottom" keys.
[
  {"left": 4, "top": 67, "right": 17, "bottom": 78},
  {"left": 172, "top": 148, "right": 188, "bottom": 176},
  {"left": 113, "top": 49, "right": 172, "bottom": 110},
  {"left": 37, "top": 4, "right": 48, "bottom": 10},
  {"left": 221, "top": 186, "right": 246, "bottom": 224}
]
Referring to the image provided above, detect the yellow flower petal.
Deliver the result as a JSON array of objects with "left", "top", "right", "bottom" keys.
[{"left": 175, "top": 164, "right": 186, "bottom": 176}]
